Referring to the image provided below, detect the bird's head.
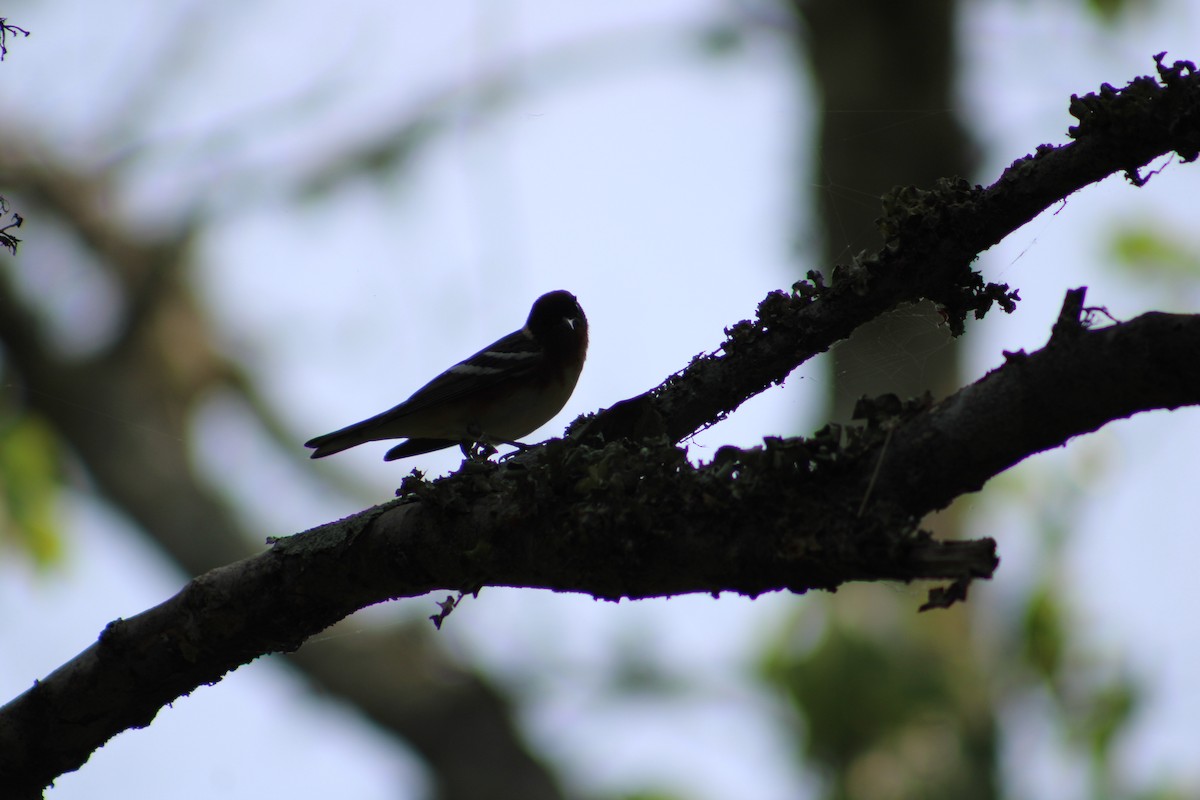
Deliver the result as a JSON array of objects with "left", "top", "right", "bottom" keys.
[{"left": 527, "top": 290, "right": 588, "bottom": 360}]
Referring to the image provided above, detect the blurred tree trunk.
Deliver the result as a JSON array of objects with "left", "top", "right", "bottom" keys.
[
  {"left": 785, "top": 1, "right": 1000, "bottom": 797},
  {"left": 802, "top": 0, "right": 971, "bottom": 419}
]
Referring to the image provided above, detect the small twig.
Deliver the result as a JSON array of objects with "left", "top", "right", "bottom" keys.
[
  {"left": 920, "top": 576, "right": 972, "bottom": 611},
  {"left": 1050, "top": 287, "right": 1088, "bottom": 342},
  {"left": 0, "top": 18, "right": 31, "bottom": 61},
  {"left": 1082, "top": 305, "right": 1120, "bottom": 327},
  {"left": 1126, "top": 153, "right": 1176, "bottom": 187},
  {"left": 429, "top": 592, "right": 463, "bottom": 630},
  {"left": 0, "top": 207, "right": 23, "bottom": 255}
]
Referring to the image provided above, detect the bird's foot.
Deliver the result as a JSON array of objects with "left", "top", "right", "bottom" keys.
[{"left": 460, "top": 440, "right": 499, "bottom": 461}]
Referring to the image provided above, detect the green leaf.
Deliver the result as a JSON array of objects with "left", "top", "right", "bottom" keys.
[
  {"left": 1109, "top": 226, "right": 1200, "bottom": 280},
  {"left": 0, "top": 413, "right": 64, "bottom": 565},
  {"left": 1020, "top": 586, "right": 1066, "bottom": 682},
  {"left": 1081, "top": 676, "right": 1138, "bottom": 762}
]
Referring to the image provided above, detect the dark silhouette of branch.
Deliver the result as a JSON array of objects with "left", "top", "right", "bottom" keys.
[
  {"left": 0, "top": 198, "right": 20, "bottom": 254},
  {"left": 636, "top": 53, "right": 1200, "bottom": 446},
  {"left": 4, "top": 293, "right": 1200, "bottom": 795},
  {"left": 2, "top": 55, "right": 1200, "bottom": 799},
  {"left": 0, "top": 18, "right": 30, "bottom": 61}
]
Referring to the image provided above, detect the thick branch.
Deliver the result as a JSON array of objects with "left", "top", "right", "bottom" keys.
[
  {"left": 624, "top": 56, "right": 1200, "bottom": 445},
  {"left": 5, "top": 301, "right": 1200, "bottom": 793},
  {"left": 870, "top": 305, "right": 1200, "bottom": 514}
]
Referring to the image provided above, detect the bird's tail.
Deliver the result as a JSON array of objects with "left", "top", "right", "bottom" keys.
[
  {"left": 305, "top": 419, "right": 384, "bottom": 459},
  {"left": 383, "top": 438, "right": 458, "bottom": 461}
]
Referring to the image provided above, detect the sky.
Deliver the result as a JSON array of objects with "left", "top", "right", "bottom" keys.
[{"left": 1, "top": 2, "right": 1199, "bottom": 799}]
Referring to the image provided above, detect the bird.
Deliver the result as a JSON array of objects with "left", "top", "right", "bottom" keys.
[{"left": 305, "top": 290, "right": 588, "bottom": 461}]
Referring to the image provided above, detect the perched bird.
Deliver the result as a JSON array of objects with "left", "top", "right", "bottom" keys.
[{"left": 305, "top": 290, "right": 588, "bottom": 461}]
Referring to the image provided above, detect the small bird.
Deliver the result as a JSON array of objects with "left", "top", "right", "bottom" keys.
[{"left": 305, "top": 290, "right": 588, "bottom": 461}]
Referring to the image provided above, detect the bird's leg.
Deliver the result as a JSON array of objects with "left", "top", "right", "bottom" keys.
[
  {"left": 459, "top": 423, "right": 495, "bottom": 461},
  {"left": 460, "top": 440, "right": 498, "bottom": 461},
  {"left": 495, "top": 439, "right": 541, "bottom": 463}
]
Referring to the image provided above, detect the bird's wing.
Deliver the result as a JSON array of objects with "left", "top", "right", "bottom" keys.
[
  {"left": 387, "top": 327, "right": 543, "bottom": 417},
  {"left": 305, "top": 328, "right": 544, "bottom": 457}
]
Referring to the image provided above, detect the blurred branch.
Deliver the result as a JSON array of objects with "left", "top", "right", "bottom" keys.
[
  {"left": 291, "top": 17, "right": 751, "bottom": 198},
  {"left": 98, "top": 3, "right": 225, "bottom": 147},
  {"left": 289, "top": 624, "right": 565, "bottom": 800},
  {"left": 0, "top": 151, "right": 202, "bottom": 359},
  {"left": 90, "top": 15, "right": 757, "bottom": 233}
]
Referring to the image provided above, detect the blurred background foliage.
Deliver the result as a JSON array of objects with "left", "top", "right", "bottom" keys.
[
  {"left": 1, "top": 1, "right": 1198, "bottom": 798},
  {"left": 0, "top": 412, "right": 62, "bottom": 565}
]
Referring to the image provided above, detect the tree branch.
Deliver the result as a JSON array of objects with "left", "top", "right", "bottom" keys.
[
  {"left": 0, "top": 17, "right": 30, "bottom": 62},
  {"left": 631, "top": 54, "right": 1200, "bottom": 446},
  {"left": 4, "top": 293, "right": 1200, "bottom": 794},
  {"left": 0, "top": 196, "right": 20, "bottom": 254},
  {"left": 3, "top": 56, "right": 1200, "bottom": 798}
]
